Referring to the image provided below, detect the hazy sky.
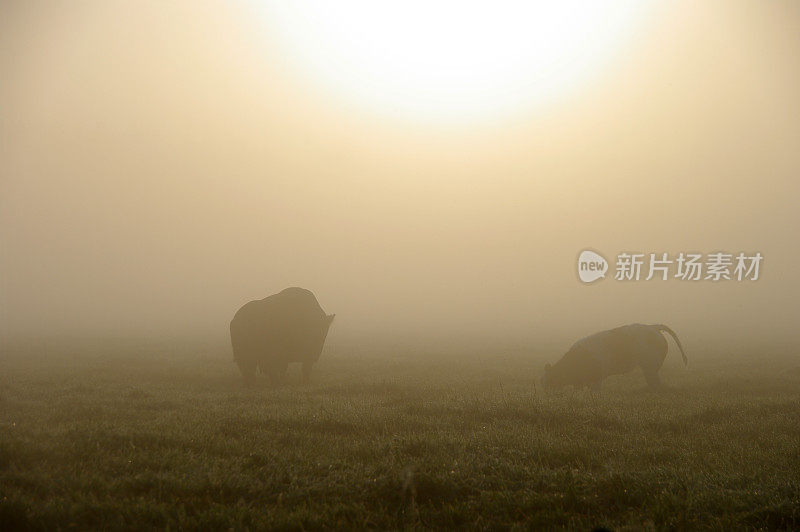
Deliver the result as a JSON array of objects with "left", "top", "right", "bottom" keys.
[{"left": 2, "top": 1, "right": 799, "bottom": 348}]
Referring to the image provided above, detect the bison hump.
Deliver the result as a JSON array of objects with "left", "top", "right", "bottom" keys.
[
  {"left": 232, "top": 287, "right": 326, "bottom": 326},
  {"left": 265, "top": 287, "right": 324, "bottom": 314}
]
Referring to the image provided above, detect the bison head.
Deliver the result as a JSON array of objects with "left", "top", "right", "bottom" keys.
[
  {"left": 320, "top": 313, "right": 335, "bottom": 341},
  {"left": 541, "top": 362, "right": 566, "bottom": 390}
]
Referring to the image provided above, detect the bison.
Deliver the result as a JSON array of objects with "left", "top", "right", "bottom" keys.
[
  {"left": 542, "top": 323, "right": 687, "bottom": 391},
  {"left": 230, "top": 287, "right": 335, "bottom": 386}
]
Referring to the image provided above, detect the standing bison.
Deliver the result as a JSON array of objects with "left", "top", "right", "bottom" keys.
[
  {"left": 542, "top": 323, "right": 687, "bottom": 391},
  {"left": 230, "top": 287, "right": 335, "bottom": 386}
]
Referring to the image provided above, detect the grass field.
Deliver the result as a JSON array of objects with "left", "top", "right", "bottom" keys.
[{"left": 2, "top": 339, "right": 799, "bottom": 530}]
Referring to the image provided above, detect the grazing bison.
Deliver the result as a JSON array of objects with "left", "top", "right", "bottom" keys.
[
  {"left": 542, "top": 324, "right": 687, "bottom": 391},
  {"left": 230, "top": 287, "right": 335, "bottom": 386}
]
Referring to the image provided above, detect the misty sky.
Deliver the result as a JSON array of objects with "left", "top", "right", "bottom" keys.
[{"left": 1, "top": 1, "right": 799, "bottom": 348}]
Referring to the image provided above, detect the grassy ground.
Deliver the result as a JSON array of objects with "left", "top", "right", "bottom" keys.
[{"left": 1, "top": 340, "right": 799, "bottom": 530}]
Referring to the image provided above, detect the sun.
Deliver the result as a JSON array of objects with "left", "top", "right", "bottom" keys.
[{"left": 259, "top": 1, "right": 651, "bottom": 121}]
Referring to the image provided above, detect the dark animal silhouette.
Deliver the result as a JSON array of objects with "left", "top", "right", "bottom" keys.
[
  {"left": 230, "top": 287, "right": 334, "bottom": 386},
  {"left": 542, "top": 323, "right": 687, "bottom": 391}
]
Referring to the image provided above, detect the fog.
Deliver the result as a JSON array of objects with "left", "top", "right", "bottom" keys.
[{"left": 2, "top": 1, "right": 799, "bottom": 351}]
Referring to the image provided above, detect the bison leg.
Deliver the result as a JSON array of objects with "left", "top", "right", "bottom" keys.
[
  {"left": 265, "top": 360, "right": 289, "bottom": 387},
  {"left": 301, "top": 361, "right": 313, "bottom": 384},
  {"left": 639, "top": 334, "right": 668, "bottom": 390},
  {"left": 642, "top": 367, "right": 662, "bottom": 389},
  {"left": 236, "top": 357, "right": 257, "bottom": 387},
  {"left": 640, "top": 351, "right": 666, "bottom": 390}
]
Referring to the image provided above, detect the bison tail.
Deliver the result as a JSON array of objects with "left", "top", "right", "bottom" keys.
[{"left": 654, "top": 324, "right": 688, "bottom": 366}]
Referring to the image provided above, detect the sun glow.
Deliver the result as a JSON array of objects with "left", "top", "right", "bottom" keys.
[{"left": 260, "top": 1, "right": 651, "bottom": 121}]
